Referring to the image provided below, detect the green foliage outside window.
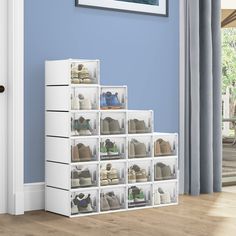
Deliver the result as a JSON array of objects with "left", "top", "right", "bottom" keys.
[{"left": 222, "top": 28, "right": 236, "bottom": 96}]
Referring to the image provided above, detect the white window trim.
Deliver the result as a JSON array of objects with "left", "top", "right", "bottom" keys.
[
  {"left": 221, "top": 0, "right": 236, "bottom": 9},
  {"left": 7, "top": 0, "right": 24, "bottom": 215}
]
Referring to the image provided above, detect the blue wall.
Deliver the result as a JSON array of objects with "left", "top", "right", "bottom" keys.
[{"left": 24, "top": 0, "right": 179, "bottom": 183}]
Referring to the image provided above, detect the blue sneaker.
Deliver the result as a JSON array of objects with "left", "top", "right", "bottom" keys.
[
  {"left": 100, "top": 93, "right": 108, "bottom": 109},
  {"left": 105, "top": 92, "right": 122, "bottom": 109}
]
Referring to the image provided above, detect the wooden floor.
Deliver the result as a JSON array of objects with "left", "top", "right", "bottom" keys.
[{"left": 1, "top": 188, "right": 236, "bottom": 236}]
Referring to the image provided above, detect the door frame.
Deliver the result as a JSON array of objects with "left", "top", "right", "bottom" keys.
[
  {"left": 0, "top": 0, "right": 8, "bottom": 214},
  {"left": 6, "top": 0, "right": 24, "bottom": 215}
]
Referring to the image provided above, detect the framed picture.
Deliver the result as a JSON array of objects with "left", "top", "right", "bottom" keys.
[{"left": 75, "top": 0, "right": 168, "bottom": 16}]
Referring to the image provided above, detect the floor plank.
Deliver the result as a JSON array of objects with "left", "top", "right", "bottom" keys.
[{"left": 1, "top": 188, "right": 236, "bottom": 236}]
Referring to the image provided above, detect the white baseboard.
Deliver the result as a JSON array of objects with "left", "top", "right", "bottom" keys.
[
  {"left": 15, "top": 191, "right": 25, "bottom": 215},
  {"left": 24, "top": 182, "right": 45, "bottom": 212}
]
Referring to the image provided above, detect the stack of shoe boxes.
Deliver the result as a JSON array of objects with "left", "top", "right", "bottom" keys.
[{"left": 45, "top": 59, "right": 179, "bottom": 217}]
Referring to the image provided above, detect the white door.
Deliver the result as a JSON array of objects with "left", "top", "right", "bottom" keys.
[{"left": 0, "top": 0, "right": 8, "bottom": 214}]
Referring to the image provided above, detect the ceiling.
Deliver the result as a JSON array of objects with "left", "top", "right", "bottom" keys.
[{"left": 222, "top": 9, "right": 236, "bottom": 28}]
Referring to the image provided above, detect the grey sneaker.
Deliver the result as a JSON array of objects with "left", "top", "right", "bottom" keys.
[
  {"left": 156, "top": 163, "right": 172, "bottom": 180},
  {"left": 129, "top": 141, "right": 135, "bottom": 158},
  {"left": 128, "top": 119, "right": 148, "bottom": 134},
  {"left": 74, "top": 117, "right": 93, "bottom": 136},
  {"left": 128, "top": 119, "right": 136, "bottom": 134},
  {"left": 134, "top": 188, "right": 146, "bottom": 207},
  {"left": 106, "top": 192, "right": 121, "bottom": 210},
  {"left": 71, "top": 118, "right": 79, "bottom": 136},
  {"left": 101, "top": 119, "right": 110, "bottom": 135},
  {"left": 101, "top": 117, "right": 122, "bottom": 135},
  {"left": 129, "top": 186, "right": 146, "bottom": 207},
  {"left": 100, "top": 193, "right": 110, "bottom": 211},
  {"left": 105, "top": 139, "right": 119, "bottom": 156},
  {"left": 133, "top": 139, "right": 147, "bottom": 158},
  {"left": 161, "top": 165, "right": 172, "bottom": 180},
  {"left": 109, "top": 118, "right": 121, "bottom": 134},
  {"left": 128, "top": 187, "right": 135, "bottom": 208},
  {"left": 100, "top": 142, "right": 108, "bottom": 157},
  {"left": 74, "top": 193, "right": 94, "bottom": 213},
  {"left": 134, "top": 119, "right": 147, "bottom": 133},
  {"left": 71, "top": 169, "right": 81, "bottom": 188},
  {"left": 79, "top": 168, "right": 93, "bottom": 187}
]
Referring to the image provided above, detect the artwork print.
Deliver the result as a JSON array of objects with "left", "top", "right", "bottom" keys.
[{"left": 76, "top": 0, "right": 168, "bottom": 16}]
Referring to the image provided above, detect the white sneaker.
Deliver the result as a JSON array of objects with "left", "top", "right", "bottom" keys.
[
  {"left": 160, "top": 193, "right": 171, "bottom": 204},
  {"left": 158, "top": 188, "right": 171, "bottom": 204},
  {"left": 100, "top": 169, "right": 109, "bottom": 186},
  {"left": 71, "top": 198, "right": 79, "bottom": 215},
  {"left": 71, "top": 130, "right": 79, "bottom": 136},
  {"left": 71, "top": 95, "right": 80, "bottom": 110},
  {"left": 79, "top": 129, "right": 92, "bottom": 136},
  {"left": 79, "top": 94, "right": 92, "bottom": 110},
  {"left": 154, "top": 190, "right": 161, "bottom": 205}
]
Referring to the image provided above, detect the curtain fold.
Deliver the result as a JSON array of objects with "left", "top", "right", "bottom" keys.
[
  {"left": 212, "top": 0, "right": 222, "bottom": 193},
  {"left": 184, "top": 0, "right": 222, "bottom": 195}
]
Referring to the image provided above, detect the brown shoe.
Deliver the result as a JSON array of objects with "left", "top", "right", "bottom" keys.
[
  {"left": 77, "top": 143, "right": 92, "bottom": 161},
  {"left": 72, "top": 145, "right": 80, "bottom": 162},
  {"left": 159, "top": 139, "right": 172, "bottom": 155},
  {"left": 154, "top": 140, "right": 161, "bottom": 156}
]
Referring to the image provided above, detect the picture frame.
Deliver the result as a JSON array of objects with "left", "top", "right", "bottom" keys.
[{"left": 75, "top": 0, "right": 168, "bottom": 16}]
